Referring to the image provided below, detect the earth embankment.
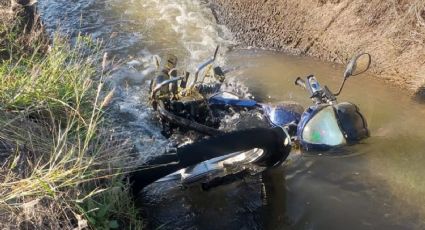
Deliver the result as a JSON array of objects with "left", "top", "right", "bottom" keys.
[{"left": 209, "top": 0, "right": 425, "bottom": 95}]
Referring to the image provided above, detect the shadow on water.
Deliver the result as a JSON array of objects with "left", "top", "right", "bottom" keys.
[
  {"left": 140, "top": 167, "right": 290, "bottom": 230},
  {"left": 414, "top": 85, "right": 425, "bottom": 103},
  {"left": 261, "top": 168, "right": 290, "bottom": 230}
]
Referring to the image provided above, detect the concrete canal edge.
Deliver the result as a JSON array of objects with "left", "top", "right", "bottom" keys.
[{"left": 208, "top": 0, "right": 425, "bottom": 99}]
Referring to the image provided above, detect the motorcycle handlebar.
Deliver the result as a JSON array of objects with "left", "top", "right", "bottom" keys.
[
  {"left": 192, "top": 46, "right": 220, "bottom": 85},
  {"left": 295, "top": 77, "right": 307, "bottom": 89},
  {"left": 295, "top": 75, "right": 324, "bottom": 101},
  {"left": 151, "top": 76, "right": 184, "bottom": 98}
]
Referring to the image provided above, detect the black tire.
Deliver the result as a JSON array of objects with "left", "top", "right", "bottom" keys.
[{"left": 128, "top": 127, "right": 291, "bottom": 194}]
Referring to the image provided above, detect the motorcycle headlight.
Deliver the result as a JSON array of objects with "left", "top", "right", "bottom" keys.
[{"left": 302, "top": 106, "right": 346, "bottom": 146}]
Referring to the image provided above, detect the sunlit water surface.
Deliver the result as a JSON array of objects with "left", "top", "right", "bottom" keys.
[{"left": 39, "top": 0, "right": 425, "bottom": 229}]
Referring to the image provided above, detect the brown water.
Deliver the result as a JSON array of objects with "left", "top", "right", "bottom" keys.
[{"left": 38, "top": 0, "right": 425, "bottom": 229}]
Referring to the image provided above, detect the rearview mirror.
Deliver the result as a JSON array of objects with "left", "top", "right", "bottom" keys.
[
  {"left": 344, "top": 53, "right": 371, "bottom": 79},
  {"left": 335, "top": 53, "right": 372, "bottom": 96}
]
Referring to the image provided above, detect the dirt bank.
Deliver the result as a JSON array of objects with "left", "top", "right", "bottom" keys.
[{"left": 209, "top": 0, "right": 425, "bottom": 95}]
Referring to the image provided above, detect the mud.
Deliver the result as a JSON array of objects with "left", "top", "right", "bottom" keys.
[{"left": 208, "top": 0, "right": 425, "bottom": 94}]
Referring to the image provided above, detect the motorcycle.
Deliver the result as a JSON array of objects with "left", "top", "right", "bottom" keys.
[{"left": 130, "top": 52, "right": 372, "bottom": 194}]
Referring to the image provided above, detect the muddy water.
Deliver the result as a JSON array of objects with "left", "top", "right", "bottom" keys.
[{"left": 38, "top": 0, "right": 425, "bottom": 229}]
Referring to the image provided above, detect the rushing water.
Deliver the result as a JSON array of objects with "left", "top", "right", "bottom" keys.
[{"left": 39, "top": 0, "right": 425, "bottom": 229}]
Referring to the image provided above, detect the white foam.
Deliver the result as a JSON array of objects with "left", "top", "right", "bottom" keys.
[
  {"left": 139, "top": 0, "right": 235, "bottom": 70},
  {"left": 105, "top": 0, "right": 242, "bottom": 161}
]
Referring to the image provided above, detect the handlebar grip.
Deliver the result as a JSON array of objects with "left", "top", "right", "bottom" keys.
[{"left": 295, "top": 77, "right": 307, "bottom": 89}]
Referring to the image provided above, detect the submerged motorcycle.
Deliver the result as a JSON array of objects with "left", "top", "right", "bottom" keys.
[
  {"left": 149, "top": 46, "right": 257, "bottom": 137},
  {"left": 130, "top": 51, "right": 371, "bottom": 193}
]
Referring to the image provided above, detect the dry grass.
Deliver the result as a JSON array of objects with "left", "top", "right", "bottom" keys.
[
  {"left": 0, "top": 3, "right": 47, "bottom": 61},
  {"left": 315, "top": 0, "right": 425, "bottom": 91},
  {"left": 0, "top": 8, "right": 143, "bottom": 230},
  {"left": 210, "top": 0, "right": 425, "bottom": 92},
  {"left": 0, "top": 110, "right": 141, "bottom": 229}
]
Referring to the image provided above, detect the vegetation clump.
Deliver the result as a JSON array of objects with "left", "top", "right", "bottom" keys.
[{"left": 0, "top": 3, "right": 142, "bottom": 230}]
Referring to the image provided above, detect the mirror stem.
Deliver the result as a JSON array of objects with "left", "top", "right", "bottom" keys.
[{"left": 334, "top": 77, "right": 347, "bottom": 96}]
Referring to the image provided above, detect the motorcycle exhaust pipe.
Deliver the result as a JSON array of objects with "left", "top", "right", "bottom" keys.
[
  {"left": 176, "top": 127, "right": 290, "bottom": 168},
  {"left": 128, "top": 127, "right": 291, "bottom": 195}
]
